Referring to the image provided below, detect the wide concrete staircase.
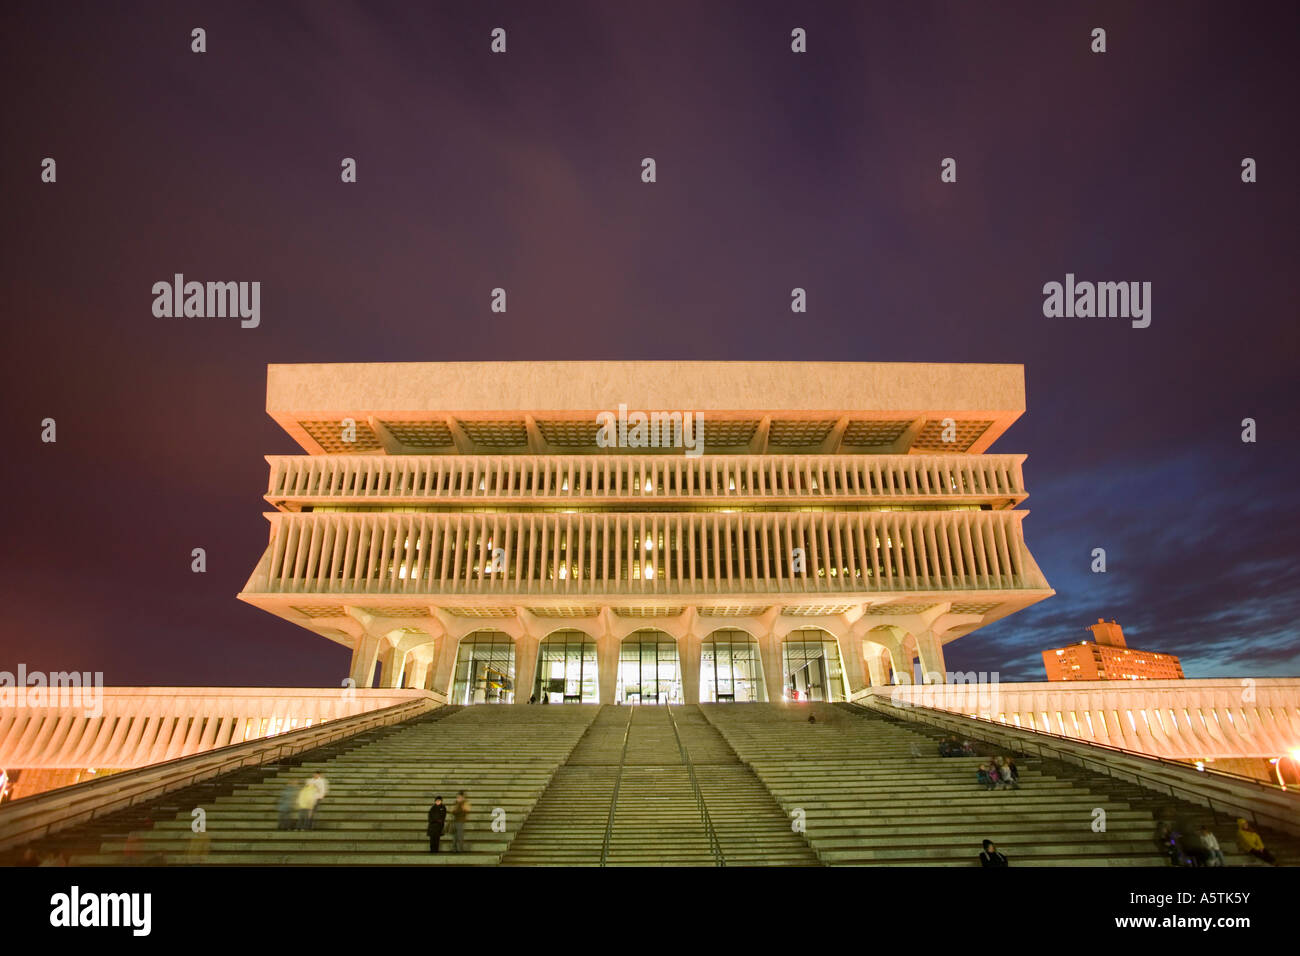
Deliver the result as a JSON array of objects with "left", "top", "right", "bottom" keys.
[
  {"left": 859, "top": 702, "right": 1300, "bottom": 866},
  {"left": 499, "top": 706, "right": 621, "bottom": 865},
  {"left": 503, "top": 704, "right": 818, "bottom": 866},
  {"left": 672, "top": 706, "right": 819, "bottom": 866},
  {"left": 704, "top": 702, "right": 1183, "bottom": 866},
  {"left": 65, "top": 704, "right": 596, "bottom": 865}
]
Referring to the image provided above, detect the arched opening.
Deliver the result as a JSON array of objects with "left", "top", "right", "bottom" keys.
[
  {"left": 535, "top": 630, "right": 598, "bottom": 703},
  {"left": 616, "top": 630, "right": 680, "bottom": 704},
  {"left": 451, "top": 631, "right": 516, "bottom": 705},
  {"left": 782, "top": 629, "right": 846, "bottom": 702},
  {"left": 700, "top": 629, "right": 767, "bottom": 702}
]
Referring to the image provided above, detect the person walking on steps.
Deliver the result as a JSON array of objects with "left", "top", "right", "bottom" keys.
[{"left": 452, "top": 790, "right": 472, "bottom": 853}]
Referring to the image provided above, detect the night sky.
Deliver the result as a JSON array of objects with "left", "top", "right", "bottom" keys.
[{"left": 2, "top": 2, "right": 1296, "bottom": 687}]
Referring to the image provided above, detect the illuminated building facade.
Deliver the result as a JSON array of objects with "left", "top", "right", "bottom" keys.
[
  {"left": 238, "top": 361, "right": 1055, "bottom": 705},
  {"left": 1043, "top": 619, "right": 1184, "bottom": 681}
]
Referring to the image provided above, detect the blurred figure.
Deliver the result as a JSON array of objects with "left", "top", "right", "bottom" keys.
[
  {"left": 185, "top": 829, "right": 211, "bottom": 864},
  {"left": 1173, "top": 816, "right": 1208, "bottom": 867},
  {"left": 427, "top": 796, "right": 447, "bottom": 853},
  {"left": 977, "top": 764, "right": 993, "bottom": 791},
  {"left": 1200, "top": 826, "right": 1225, "bottom": 866},
  {"left": 1004, "top": 756, "right": 1020, "bottom": 788},
  {"left": 277, "top": 782, "right": 299, "bottom": 830},
  {"left": 1154, "top": 821, "right": 1180, "bottom": 865},
  {"left": 296, "top": 773, "right": 329, "bottom": 830},
  {"left": 1236, "top": 818, "right": 1277, "bottom": 865},
  {"left": 995, "top": 756, "right": 1019, "bottom": 790},
  {"left": 452, "top": 791, "right": 472, "bottom": 853}
]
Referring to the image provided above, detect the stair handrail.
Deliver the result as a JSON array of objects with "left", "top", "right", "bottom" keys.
[
  {"left": 0, "top": 697, "right": 442, "bottom": 851},
  {"left": 599, "top": 704, "right": 635, "bottom": 867},
  {"left": 853, "top": 696, "right": 1300, "bottom": 837},
  {"left": 665, "top": 705, "right": 725, "bottom": 867}
]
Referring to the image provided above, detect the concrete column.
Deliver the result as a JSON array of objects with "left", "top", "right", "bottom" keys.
[
  {"left": 380, "top": 644, "right": 409, "bottom": 689},
  {"left": 406, "top": 655, "right": 430, "bottom": 690},
  {"left": 759, "top": 632, "right": 785, "bottom": 702},
  {"left": 894, "top": 647, "right": 915, "bottom": 686},
  {"left": 915, "top": 630, "right": 947, "bottom": 684},
  {"left": 429, "top": 636, "right": 458, "bottom": 700},
  {"left": 598, "top": 632, "right": 620, "bottom": 704},
  {"left": 884, "top": 641, "right": 913, "bottom": 685},
  {"left": 679, "top": 633, "right": 701, "bottom": 704},
  {"left": 838, "top": 635, "right": 868, "bottom": 699},
  {"left": 515, "top": 634, "right": 540, "bottom": 702},
  {"left": 866, "top": 649, "right": 888, "bottom": 688},
  {"left": 348, "top": 634, "right": 382, "bottom": 689}
]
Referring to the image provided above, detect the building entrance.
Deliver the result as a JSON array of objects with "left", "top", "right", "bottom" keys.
[
  {"left": 700, "top": 631, "right": 767, "bottom": 702},
  {"left": 616, "top": 633, "right": 681, "bottom": 704},
  {"left": 452, "top": 632, "right": 516, "bottom": 705},
  {"left": 535, "top": 631, "right": 598, "bottom": 703},
  {"left": 782, "top": 633, "right": 846, "bottom": 702}
]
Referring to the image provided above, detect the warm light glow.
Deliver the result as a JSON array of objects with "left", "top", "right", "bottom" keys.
[
  {"left": 559, "top": 565, "right": 568, "bottom": 579},
  {"left": 643, "top": 564, "right": 654, "bottom": 579},
  {"left": 644, "top": 537, "right": 653, "bottom": 551}
]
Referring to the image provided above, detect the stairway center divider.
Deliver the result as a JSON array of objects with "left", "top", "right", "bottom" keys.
[
  {"left": 665, "top": 705, "right": 726, "bottom": 867},
  {"left": 599, "top": 705, "right": 635, "bottom": 867}
]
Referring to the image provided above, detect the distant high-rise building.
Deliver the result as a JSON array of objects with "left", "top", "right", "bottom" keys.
[{"left": 1042, "top": 619, "right": 1184, "bottom": 681}]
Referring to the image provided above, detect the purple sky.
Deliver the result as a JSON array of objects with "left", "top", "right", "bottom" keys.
[{"left": 2, "top": 1, "right": 1297, "bottom": 685}]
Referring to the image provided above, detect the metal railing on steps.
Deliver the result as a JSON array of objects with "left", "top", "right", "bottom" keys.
[
  {"left": 599, "top": 705, "right": 635, "bottom": 867},
  {"left": 666, "top": 705, "right": 725, "bottom": 867}
]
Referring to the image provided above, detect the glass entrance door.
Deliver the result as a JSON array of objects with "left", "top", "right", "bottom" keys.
[
  {"left": 616, "top": 633, "right": 680, "bottom": 704},
  {"left": 782, "top": 632, "right": 845, "bottom": 702},
  {"left": 451, "top": 632, "right": 516, "bottom": 705},
  {"left": 535, "top": 631, "right": 598, "bottom": 703},
  {"left": 700, "top": 631, "right": 767, "bottom": 702}
]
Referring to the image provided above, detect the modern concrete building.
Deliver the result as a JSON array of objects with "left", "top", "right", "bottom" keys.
[
  {"left": 1043, "top": 619, "right": 1184, "bottom": 681},
  {"left": 4, "top": 361, "right": 1299, "bottom": 862},
  {"left": 238, "top": 361, "right": 1056, "bottom": 705}
]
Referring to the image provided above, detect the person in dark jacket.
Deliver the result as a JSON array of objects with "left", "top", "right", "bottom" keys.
[
  {"left": 1173, "top": 817, "right": 1209, "bottom": 867},
  {"left": 427, "top": 796, "right": 447, "bottom": 853},
  {"left": 979, "top": 839, "right": 1008, "bottom": 867}
]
